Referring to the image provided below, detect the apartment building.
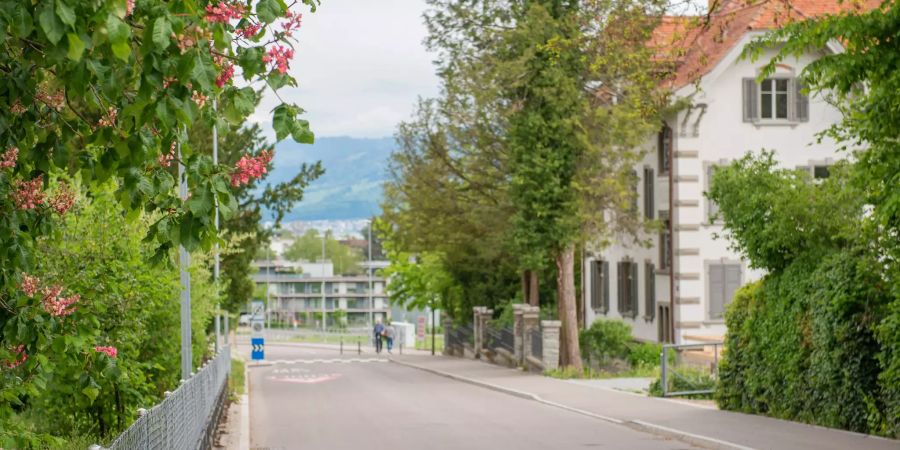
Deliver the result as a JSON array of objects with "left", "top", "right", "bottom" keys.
[{"left": 584, "top": 0, "right": 876, "bottom": 344}]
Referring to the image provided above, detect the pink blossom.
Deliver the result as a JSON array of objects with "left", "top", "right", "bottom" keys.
[
  {"left": 42, "top": 285, "right": 78, "bottom": 317},
  {"left": 216, "top": 64, "right": 235, "bottom": 88},
  {"left": 0, "top": 147, "right": 18, "bottom": 169},
  {"left": 4, "top": 345, "right": 27, "bottom": 369},
  {"left": 159, "top": 141, "right": 176, "bottom": 167},
  {"left": 49, "top": 184, "right": 76, "bottom": 215},
  {"left": 12, "top": 175, "right": 45, "bottom": 210},
  {"left": 98, "top": 106, "right": 118, "bottom": 128},
  {"left": 262, "top": 45, "right": 294, "bottom": 74},
  {"left": 192, "top": 90, "right": 208, "bottom": 108},
  {"left": 235, "top": 22, "right": 262, "bottom": 39},
  {"left": 10, "top": 100, "right": 26, "bottom": 114},
  {"left": 126, "top": 0, "right": 135, "bottom": 17},
  {"left": 231, "top": 150, "right": 273, "bottom": 187},
  {"left": 281, "top": 10, "right": 302, "bottom": 37},
  {"left": 20, "top": 274, "right": 40, "bottom": 297},
  {"left": 94, "top": 346, "right": 118, "bottom": 358},
  {"left": 205, "top": 2, "right": 244, "bottom": 23}
]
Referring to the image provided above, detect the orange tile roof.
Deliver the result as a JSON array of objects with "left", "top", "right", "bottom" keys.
[{"left": 653, "top": 0, "right": 881, "bottom": 89}]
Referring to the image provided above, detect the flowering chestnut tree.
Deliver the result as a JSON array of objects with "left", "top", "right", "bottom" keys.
[{"left": 0, "top": 0, "right": 318, "bottom": 444}]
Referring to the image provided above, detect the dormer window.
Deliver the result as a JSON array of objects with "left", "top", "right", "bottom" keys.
[{"left": 742, "top": 77, "right": 809, "bottom": 124}]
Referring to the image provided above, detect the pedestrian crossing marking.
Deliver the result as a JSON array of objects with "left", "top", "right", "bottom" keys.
[{"left": 266, "top": 358, "right": 387, "bottom": 365}]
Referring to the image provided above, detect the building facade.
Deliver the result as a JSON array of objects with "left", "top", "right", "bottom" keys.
[
  {"left": 252, "top": 260, "right": 389, "bottom": 327},
  {"left": 583, "top": 0, "right": 875, "bottom": 344}
]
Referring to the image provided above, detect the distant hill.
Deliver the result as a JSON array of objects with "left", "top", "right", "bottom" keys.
[{"left": 264, "top": 136, "right": 395, "bottom": 221}]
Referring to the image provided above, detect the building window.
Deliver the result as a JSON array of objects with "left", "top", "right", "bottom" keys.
[
  {"left": 813, "top": 165, "right": 830, "bottom": 179},
  {"left": 590, "top": 260, "right": 609, "bottom": 314},
  {"left": 645, "top": 262, "right": 656, "bottom": 320},
  {"left": 708, "top": 262, "right": 743, "bottom": 320},
  {"left": 617, "top": 261, "right": 638, "bottom": 318},
  {"left": 742, "top": 77, "right": 809, "bottom": 123},
  {"left": 659, "top": 213, "right": 671, "bottom": 270},
  {"left": 643, "top": 167, "right": 654, "bottom": 220},
  {"left": 760, "top": 78, "right": 789, "bottom": 119},
  {"left": 658, "top": 304, "right": 673, "bottom": 343},
  {"left": 658, "top": 124, "right": 672, "bottom": 174}
]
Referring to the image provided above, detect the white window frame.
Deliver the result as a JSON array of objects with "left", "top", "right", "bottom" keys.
[{"left": 759, "top": 77, "right": 792, "bottom": 121}]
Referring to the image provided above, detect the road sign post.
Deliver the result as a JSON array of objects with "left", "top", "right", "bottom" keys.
[{"left": 251, "top": 318, "right": 265, "bottom": 361}]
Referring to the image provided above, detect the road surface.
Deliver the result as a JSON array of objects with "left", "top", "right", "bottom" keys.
[{"left": 245, "top": 344, "right": 696, "bottom": 450}]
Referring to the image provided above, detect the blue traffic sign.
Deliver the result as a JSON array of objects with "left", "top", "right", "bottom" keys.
[{"left": 251, "top": 338, "right": 265, "bottom": 361}]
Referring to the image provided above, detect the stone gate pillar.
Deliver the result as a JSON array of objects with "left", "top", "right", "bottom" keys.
[
  {"left": 512, "top": 304, "right": 525, "bottom": 365},
  {"left": 522, "top": 306, "right": 540, "bottom": 363},
  {"left": 541, "top": 320, "right": 561, "bottom": 371}
]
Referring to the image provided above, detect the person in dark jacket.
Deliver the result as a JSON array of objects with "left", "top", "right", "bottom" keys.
[{"left": 373, "top": 318, "right": 385, "bottom": 354}]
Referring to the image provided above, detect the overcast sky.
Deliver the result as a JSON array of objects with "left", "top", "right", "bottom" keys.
[{"left": 251, "top": 0, "right": 440, "bottom": 140}]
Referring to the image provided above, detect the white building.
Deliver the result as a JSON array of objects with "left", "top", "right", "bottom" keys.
[{"left": 583, "top": 0, "right": 875, "bottom": 344}]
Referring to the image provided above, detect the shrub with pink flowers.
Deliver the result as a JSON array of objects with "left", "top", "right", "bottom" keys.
[{"left": 0, "top": 0, "right": 318, "bottom": 445}]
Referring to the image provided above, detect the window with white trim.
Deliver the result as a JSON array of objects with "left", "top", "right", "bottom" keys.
[{"left": 742, "top": 77, "right": 809, "bottom": 123}]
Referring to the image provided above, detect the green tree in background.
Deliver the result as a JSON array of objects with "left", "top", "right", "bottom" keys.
[
  {"left": 385, "top": 0, "right": 672, "bottom": 370},
  {"left": 283, "top": 229, "right": 364, "bottom": 275},
  {"left": 188, "top": 119, "right": 323, "bottom": 314}
]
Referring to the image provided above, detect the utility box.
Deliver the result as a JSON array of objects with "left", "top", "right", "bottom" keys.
[{"left": 391, "top": 322, "right": 416, "bottom": 348}]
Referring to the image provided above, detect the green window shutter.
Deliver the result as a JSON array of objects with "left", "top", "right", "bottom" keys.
[
  {"left": 793, "top": 78, "right": 809, "bottom": 122},
  {"left": 630, "top": 262, "right": 639, "bottom": 318},
  {"left": 709, "top": 264, "right": 725, "bottom": 319},
  {"left": 645, "top": 262, "right": 656, "bottom": 320},
  {"left": 644, "top": 167, "right": 654, "bottom": 220},
  {"left": 602, "top": 261, "right": 610, "bottom": 314},
  {"left": 724, "top": 264, "right": 743, "bottom": 314},
  {"left": 742, "top": 78, "right": 759, "bottom": 122}
]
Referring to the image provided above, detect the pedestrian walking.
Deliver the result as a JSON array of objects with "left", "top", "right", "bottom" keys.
[
  {"left": 385, "top": 322, "right": 396, "bottom": 354},
  {"left": 373, "top": 318, "right": 384, "bottom": 354}
]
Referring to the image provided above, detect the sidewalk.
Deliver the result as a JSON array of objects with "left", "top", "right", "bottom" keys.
[{"left": 392, "top": 355, "right": 900, "bottom": 450}]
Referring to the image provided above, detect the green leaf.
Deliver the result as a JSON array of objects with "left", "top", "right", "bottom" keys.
[
  {"left": 152, "top": 17, "right": 172, "bottom": 50},
  {"left": 82, "top": 386, "right": 99, "bottom": 403},
  {"left": 272, "top": 104, "right": 295, "bottom": 141},
  {"left": 11, "top": 4, "right": 34, "bottom": 37},
  {"left": 256, "top": 0, "right": 285, "bottom": 23},
  {"left": 55, "top": 0, "right": 76, "bottom": 27},
  {"left": 237, "top": 46, "right": 265, "bottom": 78},
  {"left": 107, "top": 14, "right": 131, "bottom": 60},
  {"left": 67, "top": 33, "right": 85, "bottom": 61},
  {"left": 191, "top": 54, "right": 216, "bottom": 90},
  {"left": 291, "top": 119, "right": 315, "bottom": 144},
  {"left": 38, "top": 3, "right": 64, "bottom": 44}
]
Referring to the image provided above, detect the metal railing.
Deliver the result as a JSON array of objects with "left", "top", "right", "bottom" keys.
[
  {"left": 660, "top": 342, "right": 722, "bottom": 397},
  {"left": 96, "top": 346, "right": 232, "bottom": 450},
  {"left": 446, "top": 323, "right": 473, "bottom": 356},
  {"left": 529, "top": 327, "right": 543, "bottom": 359},
  {"left": 485, "top": 324, "right": 515, "bottom": 354}
]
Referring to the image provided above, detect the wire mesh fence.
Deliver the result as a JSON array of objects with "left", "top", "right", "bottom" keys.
[
  {"left": 98, "top": 345, "right": 232, "bottom": 450},
  {"left": 660, "top": 342, "right": 722, "bottom": 397}
]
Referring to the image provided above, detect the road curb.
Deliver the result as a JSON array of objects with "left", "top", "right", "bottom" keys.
[
  {"left": 390, "top": 359, "right": 623, "bottom": 425},
  {"left": 390, "top": 358, "right": 761, "bottom": 450},
  {"left": 627, "top": 420, "right": 755, "bottom": 450}
]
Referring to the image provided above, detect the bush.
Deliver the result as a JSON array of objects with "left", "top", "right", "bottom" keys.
[
  {"left": 628, "top": 342, "right": 663, "bottom": 368},
  {"left": 579, "top": 319, "right": 632, "bottom": 366}
]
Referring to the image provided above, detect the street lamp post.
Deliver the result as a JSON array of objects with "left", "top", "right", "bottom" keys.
[
  {"left": 368, "top": 221, "right": 373, "bottom": 328},
  {"left": 213, "top": 99, "right": 221, "bottom": 352},
  {"left": 178, "top": 139, "right": 192, "bottom": 381}
]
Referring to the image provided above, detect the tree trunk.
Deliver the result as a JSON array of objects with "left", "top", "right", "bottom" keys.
[
  {"left": 575, "top": 246, "right": 584, "bottom": 330},
  {"left": 528, "top": 270, "right": 539, "bottom": 306},
  {"left": 556, "top": 244, "right": 583, "bottom": 372}
]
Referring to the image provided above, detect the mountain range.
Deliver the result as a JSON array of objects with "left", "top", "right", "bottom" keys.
[{"left": 265, "top": 136, "right": 396, "bottom": 221}]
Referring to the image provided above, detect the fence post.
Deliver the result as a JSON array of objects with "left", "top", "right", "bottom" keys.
[
  {"left": 442, "top": 317, "right": 453, "bottom": 356},
  {"left": 661, "top": 345, "right": 668, "bottom": 397},
  {"left": 541, "top": 320, "right": 561, "bottom": 371},
  {"left": 522, "top": 306, "right": 540, "bottom": 365},
  {"left": 512, "top": 304, "right": 525, "bottom": 365}
]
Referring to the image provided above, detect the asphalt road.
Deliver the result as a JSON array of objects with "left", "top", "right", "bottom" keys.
[{"left": 246, "top": 344, "right": 697, "bottom": 450}]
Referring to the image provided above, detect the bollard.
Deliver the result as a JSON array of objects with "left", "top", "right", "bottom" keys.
[
  {"left": 399, "top": 343, "right": 403, "bottom": 355},
  {"left": 358, "top": 339, "right": 361, "bottom": 355},
  {"left": 340, "top": 337, "right": 343, "bottom": 355}
]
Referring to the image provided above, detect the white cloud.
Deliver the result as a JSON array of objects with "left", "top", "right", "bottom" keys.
[{"left": 253, "top": 0, "right": 440, "bottom": 140}]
